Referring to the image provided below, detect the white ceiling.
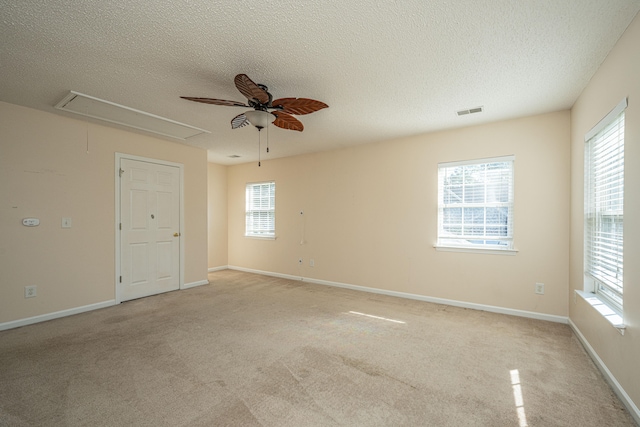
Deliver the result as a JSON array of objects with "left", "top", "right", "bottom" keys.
[{"left": 1, "top": 1, "right": 639, "bottom": 165}]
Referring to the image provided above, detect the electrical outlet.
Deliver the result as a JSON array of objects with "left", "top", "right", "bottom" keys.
[
  {"left": 535, "top": 283, "right": 544, "bottom": 295},
  {"left": 25, "top": 285, "right": 37, "bottom": 298},
  {"left": 309, "top": 259, "right": 315, "bottom": 267}
]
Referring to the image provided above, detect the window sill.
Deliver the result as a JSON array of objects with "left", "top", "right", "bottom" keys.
[
  {"left": 575, "top": 290, "right": 625, "bottom": 335},
  {"left": 434, "top": 245, "right": 518, "bottom": 256},
  {"left": 244, "top": 235, "right": 276, "bottom": 240}
]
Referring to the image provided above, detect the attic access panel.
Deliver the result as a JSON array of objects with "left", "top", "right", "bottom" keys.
[{"left": 55, "top": 91, "right": 209, "bottom": 140}]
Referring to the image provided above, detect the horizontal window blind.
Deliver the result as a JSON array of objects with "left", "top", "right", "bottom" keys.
[
  {"left": 246, "top": 181, "right": 275, "bottom": 237},
  {"left": 585, "top": 107, "right": 625, "bottom": 312},
  {"left": 437, "top": 156, "right": 514, "bottom": 250}
]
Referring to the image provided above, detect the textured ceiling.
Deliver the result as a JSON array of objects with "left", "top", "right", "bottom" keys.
[{"left": 1, "top": 1, "right": 639, "bottom": 165}]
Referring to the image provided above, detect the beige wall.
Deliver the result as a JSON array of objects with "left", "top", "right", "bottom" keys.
[
  {"left": 570, "top": 14, "right": 640, "bottom": 409},
  {"left": 228, "top": 110, "right": 570, "bottom": 317},
  {"left": 208, "top": 162, "right": 228, "bottom": 269},
  {"left": 0, "top": 101, "right": 209, "bottom": 324}
]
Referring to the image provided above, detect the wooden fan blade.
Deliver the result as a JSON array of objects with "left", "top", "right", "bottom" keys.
[
  {"left": 234, "top": 74, "right": 270, "bottom": 104},
  {"left": 180, "top": 97, "right": 248, "bottom": 107},
  {"left": 272, "top": 112, "right": 304, "bottom": 132},
  {"left": 231, "top": 113, "right": 249, "bottom": 129},
  {"left": 271, "top": 98, "right": 328, "bottom": 115}
]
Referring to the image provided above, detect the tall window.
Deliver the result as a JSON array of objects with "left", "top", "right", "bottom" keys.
[
  {"left": 437, "top": 156, "right": 514, "bottom": 251},
  {"left": 585, "top": 99, "right": 626, "bottom": 313},
  {"left": 245, "top": 181, "right": 275, "bottom": 238}
]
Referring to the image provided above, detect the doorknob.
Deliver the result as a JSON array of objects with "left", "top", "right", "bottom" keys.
[{"left": 173, "top": 232, "right": 181, "bottom": 237}]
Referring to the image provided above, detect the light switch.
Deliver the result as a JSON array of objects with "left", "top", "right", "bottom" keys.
[{"left": 62, "top": 217, "right": 72, "bottom": 228}]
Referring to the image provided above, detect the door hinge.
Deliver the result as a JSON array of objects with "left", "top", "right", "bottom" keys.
[
  {"left": 119, "top": 276, "right": 122, "bottom": 283},
  {"left": 119, "top": 168, "right": 124, "bottom": 177},
  {"left": 119, "top": 223, "right": 122, "bottom": 230}
]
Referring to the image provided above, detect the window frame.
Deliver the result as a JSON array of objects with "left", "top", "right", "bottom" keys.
[
  {"left": 584, "top": 98, "right": 626, "bottom": 317},
  {"left": 245, "top": 181, "right": 276, "bottom": 239},
  {"left": 436, "top": 155, "right": 516, "bottom": 254}
]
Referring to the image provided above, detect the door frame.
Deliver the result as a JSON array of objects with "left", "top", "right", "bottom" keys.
[{"left": 115, "top": 153, "right": 185, "bottom": 303}]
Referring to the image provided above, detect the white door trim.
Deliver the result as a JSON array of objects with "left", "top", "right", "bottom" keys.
[{"left": 115, "top": 153, "right": 185, "bottom": 303}]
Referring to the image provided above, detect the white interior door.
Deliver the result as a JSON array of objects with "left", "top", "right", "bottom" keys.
[{"left": 119, "top": 158, "right": 181, "bottom": 301}]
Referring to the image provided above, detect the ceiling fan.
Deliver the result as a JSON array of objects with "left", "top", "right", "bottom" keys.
[{"left": 181, "top": 74, "right": 328, "bottom": 132}]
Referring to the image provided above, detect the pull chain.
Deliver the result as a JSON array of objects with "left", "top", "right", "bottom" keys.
[
  {"left": 266, "top": 122, "right": 270, "bottom": 153},
  {"left": 258, "top": 129, "right": 261, "bottom": 167}
]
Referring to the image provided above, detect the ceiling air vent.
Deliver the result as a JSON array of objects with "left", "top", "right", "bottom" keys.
[
  {"left": 228, "top": 155, "right": 241, "bottom": 158},
  {"left": 55, "top": 91, "right": 210, "bottom": 140},
  {"left": 456, "top": 106, "right": 484, "bottom": 116}
]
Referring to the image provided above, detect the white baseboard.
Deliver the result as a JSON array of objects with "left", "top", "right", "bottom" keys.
[
  {"left": 183, "top": 279, "right": 209, "bottom": 289},
  {"left": 0, "top": 300, "right": 116, "bottom": 332},
  {"left": 1, "top": 279, "right": 211, "bottom": 331},
  {"left": 208, "top": 265, "right": 229, "bottom": 273},
  {"left": 229, "top": 265, "right": 301, "bottom": 281},
  {"left": 227, "top": 266, "right": 568, "bottom": 324},
  {"left": 568, "top": 319, "right": 640, "bottom": 425}
]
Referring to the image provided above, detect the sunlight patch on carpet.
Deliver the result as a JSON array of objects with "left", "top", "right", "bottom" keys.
[
  {"left": 510, "top": 369, "right": 528, "bottom": 427},
  {"left": 348, "top": 311, "right": 406, "bottom": 324}
]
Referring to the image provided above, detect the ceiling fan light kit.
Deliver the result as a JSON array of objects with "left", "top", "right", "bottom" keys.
[{"left": 244, "top": 110, "right": 275, "bottom": 130}]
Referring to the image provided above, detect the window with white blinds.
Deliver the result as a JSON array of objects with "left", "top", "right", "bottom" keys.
[
  {"left": 585, "top": 100, "right": 626, "bottom": 313},
  {"left": 245, "top": 181, "right": 275, "bottom": 238},
  {"left": 437, "top": 156, "right": 514, "bottom": 251}
]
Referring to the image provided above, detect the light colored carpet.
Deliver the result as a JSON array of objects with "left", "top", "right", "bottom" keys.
[{"left": 0, "top": 270, "right": 635, "bottom": 426}]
